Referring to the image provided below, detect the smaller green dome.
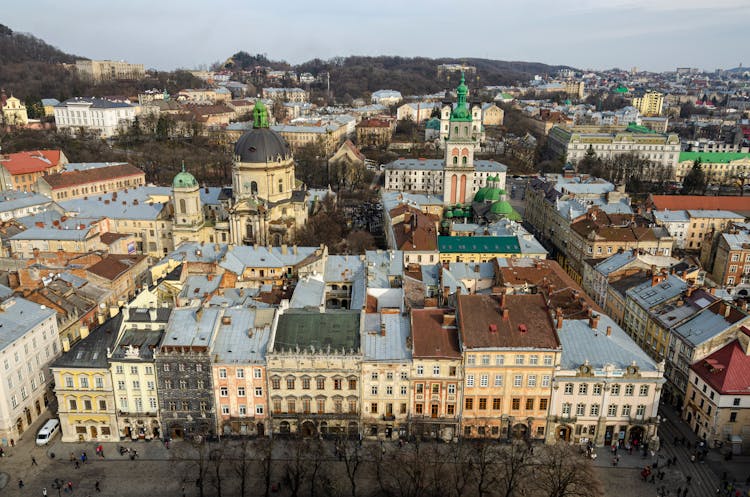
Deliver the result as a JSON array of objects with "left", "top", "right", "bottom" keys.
[
  {"left": 484, "top": 189, "right": 504, "bottom": 202},
  {"left": 173, "top": 163, "right": 198, "bottom": 188},
  {"left": 445, "top": 210, "right": 454, "bottom": 219},
  {"left": 474, "top": 187, "right": 490, "bottom": 203},
  {"left": 490, "top": 200, "right": 513, "bottom": 215},
  {"left": 425, "top": 118, "right": 441, "bottom": 130},
  {"left": 453, "top": 208, "right": 464, "bottom": 217}
]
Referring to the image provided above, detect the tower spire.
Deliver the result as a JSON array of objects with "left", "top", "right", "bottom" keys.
[
  {"left": 181, "top": 160, "right": 186, "bottom": 173},
  {"left": 253, "top": 99, "right": 269, "bottom": 128}
]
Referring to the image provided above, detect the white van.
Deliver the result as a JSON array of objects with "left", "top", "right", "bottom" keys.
[{"left": 35, "top": 418, "right": 60, "bottom": 446}]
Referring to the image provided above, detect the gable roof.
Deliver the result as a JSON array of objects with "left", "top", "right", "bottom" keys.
[
  {"left": 41, "top": 163, "right": 144, "bottom": 190},
  {"left": 0, "top": 150, "right": 62, "bottom": 175},
  {"left": 649, "top": 195, "right": 750, "bottom": 214},
  {"left": 411, "top": 308, "right": 461, "bottom": 359},
  {"left": 438, "top": 235, "right": 521, "bottom": 254},
  {"left": 691, "top": 336, "right": 750, "bottom": 395}
]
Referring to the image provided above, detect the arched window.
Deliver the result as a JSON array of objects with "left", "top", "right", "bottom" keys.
[
  {"left": 462, "top": 157, "right": 467, "bottom": 165},
  {"left": 453, "top": 156, "right": 458, "bottom": 165},
  {"left": 278, "top": 178, "right": 284, "bottom": 193},
  {"left": 454, "top": 126, "right": 458, "bottom": 135},
  {"left": 250, "top": 181, "right": 258, "bottom": 194},
  {"left": 464, "top": 126, "right": 468, "bottom": 135},
  {"left": 179, "top": 199, "right": 186, "bottom": 213}
]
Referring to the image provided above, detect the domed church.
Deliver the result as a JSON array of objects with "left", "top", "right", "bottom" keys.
[
  {"left": 228, "top": 100, "right": 308, "bottom": 245},
  {"left": 171, "top": 100, "right": 308, "bottom": 247}
]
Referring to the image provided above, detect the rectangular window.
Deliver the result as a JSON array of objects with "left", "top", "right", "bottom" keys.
[
  {"left": 562, "top": 403, "right": 571, "bottom": 416},
  {"left": 219, "top": 368, "right": 227, "bottom": 378},
  {"left": 624, "top": 384, "right": 634, "bottom": 396},
  {"left": 578, "top": 384, "right": 588, "bottom": 395},
  {"left": 286, "top": 378, "right": 295, "bottom": 389},
  {"left": 478, "top": 398, "right": 487, "bottom": 410},
  {"left": 576, "top": 403, "right": 586, "bottom": 416},
  {"left": 401, "top": 385, "right": 407, "bottom": 395},
  {"left": 541, "top": 375, "right": 550, "bottom": 388},
  {"left": 622, "top": 404, "right": 631, "bottom": 416},
  {"left": 525, "top": 398, "right": 534, "bottom": 410},
  {"left": 611, "top": 384, "right": 620, "bottom": 395},
  {"left": 130, "top": 366, "right": 138, "bottom": 375},
  {"left": 80, "top": 376, "right": 89, "bottom": 388},
  {"left": 220, "top": 387, "right": 228, "bottom": 397},
  {"left": 95, "top": 377, "right": 104, "bottom": 389},
  {"left": 371, "top": 385, "right": 378, "bottom": 395},
  {"left": 272, "top": 378, "right": 280, "bottom": 390},
  {"left": 529, "top": 355, "right": 538, "bottom": 365},
  {"left": 237, "top": 386, "right": 246, "bottom": 397},
  {"left": 433, "top": 365, "right": 440, "bottom": 376},
  {"left": 527, "top": 375, "right": 537, "bottom": 387},
  {"left": 511, "top": 398, "right": 520, "bottom": 410},
  {"left": 494, "top": 375, "right": 503, "bottom": 387},
  {"left": 480, "top": 374, "right": 489, "bottom": 387},
  {"left": 492, "top": 398, "right": 501, "bottom": 410},
  {"left": 371, "top": 372, "right": 379, "bottom": 380},
  {"left": 513, "top": 375, "right": 522, "bottom": 388},
  {"left": 349, "top": 379, "right": 357, "bottom": 390},
  {"left": 639, "top": 385, "right": 649, "bottom": 396},
  {"left": 446, "top": 404, "right": 455, "bottom": 415},
  {"left": 481, "top": 354, "right": 490, "bottom": 365},
  {"left": 635, "top": 405, "right": 645, "bottom": 417},
  {"left": 495, "top": 355, "right": 505, "bottom": 365},
  {"left": 302, "top": 378, "right": 310, "bottom": 390},
  {"left": 236, "top": 368, "right": 245, "bottom": 378},
  {"left": 115, "top": 365, "right": 124, "bottom": 374},
  {"left": 464, "top": 398, "right": 473, "bottom": 410},
  {"left": 334, "top": 379, "right": 342, "bottom": 390},
  {"left": 593, "top": 384, "right": 602, "bottom": 395},
  {"left": 590, "top": 404, "right": 600, "bottom": 416},
  {"left": 315, "top": 378, "right": 325, "bottom": 390},
  {"left": 467, "top": 355, "right": 476, "bottom": 366},
  {"left": 466, "top": 375, "right": 474, "bottom": 387},
  {"left": 254, "top": 368, "right": 262, "bottom": 379},
  {"left": 416, "top": 365, "right": 424, "bottom": 376},
  {"left": 515, "top": 355, "right": 524, "bottom": 365},
  {"left": 539, "top": 398, "right": 548, "bottom": 411},
  {"left": 608, "top": 404, "right": 617, "bottom": 416}
]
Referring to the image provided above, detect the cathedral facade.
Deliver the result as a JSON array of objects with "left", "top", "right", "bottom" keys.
[{"left": 171, "top": 101, "right": 308, "bottom": 248}]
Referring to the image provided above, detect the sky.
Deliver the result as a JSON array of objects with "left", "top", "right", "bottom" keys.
[{"left": 3, "top": 0, "right": 748, "bottom": 73}]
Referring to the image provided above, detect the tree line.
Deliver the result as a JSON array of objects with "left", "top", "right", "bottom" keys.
[{"left": 177, "top": 437, "right": 602, "bottom": 497}]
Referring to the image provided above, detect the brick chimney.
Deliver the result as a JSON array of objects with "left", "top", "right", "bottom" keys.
[
  {"left": 502, "top": 308, "right": 509, "bottom": 321},
  {"left": 589, "top": 314, "right": 600, "bottom": 330},
  {"left": 606, "top": 326, "right": 612, "bottom": 337},
  {"left": 442, "top": 313, "right": 456, "bottom": 326}
]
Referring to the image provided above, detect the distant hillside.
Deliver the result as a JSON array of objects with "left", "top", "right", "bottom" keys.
[
  {"left": 228, "top": 52, "right": 573, "bottom": 98},
  {"left": 0, "top": 23, "right": 80, "bottom": 64}
]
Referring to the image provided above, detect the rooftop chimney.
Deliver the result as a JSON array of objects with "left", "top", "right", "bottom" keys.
[
  {"left": 556, "top": 314, "right": 563, "bottom": 330},
  {"left": 442, "top": 313, "right": 456, "bottom": 326},
  {"left": 589, "top": 314, "right": 600, "bottom": 330},
  {"left": 606, "top": 326, "right": 612, "bottom": 337},
  {"left": 502, "top": 308, "right": 509, "bottom": 321}
]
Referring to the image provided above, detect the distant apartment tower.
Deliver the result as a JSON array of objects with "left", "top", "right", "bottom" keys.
[
  {"left": 75, "top": 60, "right": 145, "bottom": 82},
  {"left": 437, "top": 64, "right": 476, "bottom": 79},
  {"left": 633, "top": 91, "right": 664, "bottom": 117}
]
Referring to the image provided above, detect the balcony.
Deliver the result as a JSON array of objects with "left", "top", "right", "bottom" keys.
[{"left": 382, "top": 414, "right": 396, "bottom": 421}]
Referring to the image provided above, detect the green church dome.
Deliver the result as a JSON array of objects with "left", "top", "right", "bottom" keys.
[
  {"left": 473, "top": 187, "right": 490, "bottom": 203},
  {"left": 445, "top": 210, "right": 454, "bottom": 219},
  {"left": 490, "top": 200, "right": 513, "bottom": 215},
  {"left": 425, "top": 118, "right": 441, "bottom": 130},
  {"left": 450, "top": 73, "right": 472, "bottom": 122},
  {"left": 173, "top": 163, "right": 198, "bottom": 188}
]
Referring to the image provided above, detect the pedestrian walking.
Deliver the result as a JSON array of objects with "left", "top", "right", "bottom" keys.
[
  {"left": 18, "top": 479, "right": 24, "bottom": 489},
  {"left": 95, "top": 480, "right": 100, "bottom": 492},
  {"left": 32, "top": 456, "right": 38, "bottom": 466},
  {"left": 686, "top": 475, "right": 692, "bottom": 485},
  {"left": 10, "top": 438, "right": 15, "bottom": 447},
  {"left": 74, "top": 460, "right": 79, "bottom": 469},
  {"left": 43, "top": 488, "right": 47, "bottom": 496},
  {"left": 66, "top": 481, "right": 73, "bottom": 491}
]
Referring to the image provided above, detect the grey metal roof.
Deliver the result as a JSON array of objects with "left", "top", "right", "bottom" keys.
[
  {"left": 594, "top": 251, "right": 638, "bottom": 276},
  {"left": 420, "top": 264, "right": 440, "bottom": 287},
  {"left": 11, "top": 226, "right": 94, "bottom": 241},
  {"left": 52, "top": 314, "right": 122, "bottom": 368},
  {"left": 0, "top": 297, "right": 57, "bottom": 352},
  {"left": 448, "top": 262, "right": 495, "bottom": 280},
  {"left": 362, "top": 312, "right": 412, "bottom": 361},
  {"left": 626, "top": 274, "right": 687, "bottom": 310},
  {"left": 686, "top": 210, "right": 744, "bottom": 219},
  {"left": 0, "top": 191, "right": 54, "bottom": 214},
  {"left": 210, "top": 308, "right": 273, "bottom": 363},
  {"left": 558, "top": 315, "right": 658, "bottom": 371},
  {"left": 58, "top": 97, "right": 133, "bottom": 109},
  {"left": 220, "top": 245, "right": 318, "bottom": 274},
  {"left": 384, "top": 158, "right": 507, "bottom": 172},
  {"left": 324, "top": 255, "right": 364, "bottom": 283},
  {"left": 673, "top": 307, "right": 740, "bottom": 347},
  {"left": 59, "top": 186, "right": 171, "bottom": 220},
  {"left": 172, "top": 241, "right": 228, "bottom": 263},
  {"left": 179, "top": 275, "right": 221, "bottom": 300},
  {"left": 63, "top": 162, "right": 128, "bottom": 172},
  {"left": 289, "top": 275, "right": 325, "bottom": 308},
  {"left": 365, "top": 250, "right": 404, "bottom": 289},
  {"left": 109, "top": 328, "right": 163, "bottom": 361},
  {"left": 162, "top": 307, "right": 220, "bottom": 347},
  {"left": 654, "top": 210, "right": 689, "bottom": 223},
  {"left": 234, "top": 127, "right": 291, "bottom": 163}
]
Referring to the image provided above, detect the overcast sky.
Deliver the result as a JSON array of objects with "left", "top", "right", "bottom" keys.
[{"left": 4, "top": 0, "right": 747, "bottom": 73}]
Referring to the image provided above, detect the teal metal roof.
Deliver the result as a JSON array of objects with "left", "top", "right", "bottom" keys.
[{"left": 438, "top": 235, "right": 521, "bottom": 254}]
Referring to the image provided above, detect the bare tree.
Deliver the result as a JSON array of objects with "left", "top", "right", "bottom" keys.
[
  {"left": 283, "top": 440, "right": 310, "bottom": 497},
  {"left": 495, "top": 441, "right": 533, "bottom": 497},
  {"left": 444, "top": 442, "right": 473, "bottom": 497},
  {"left": 338, "top": 437, "right": 363, "bottom": 497},
  {"left": 307, "top": 438, "right": 331, "bottom": 497},
  {"left": 531, "top": 444, "right": 603, "bottom": 497},
  {"left": 255, "top": 437, "right": 275, "bottom": 497},
  {"left": 471, "top": 441, "right": 500, "bottom": 497},
  {"left": 232, "top": 439, "right": 252, "bottom": 497},
  {"left": 209, "top": 442, "right": 226, "bottom": 497}
]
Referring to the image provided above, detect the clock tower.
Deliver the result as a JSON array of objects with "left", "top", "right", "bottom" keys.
[{"left": 442, "top": 73, "right": 481, "bottom": 204}]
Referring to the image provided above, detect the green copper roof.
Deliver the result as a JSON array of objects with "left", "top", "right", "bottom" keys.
[
  {"left": 438, "top": 235, "right": 521, "bottom": 254},
  {"left": 474, "top": 187, "right": 506, "bottom": 203},
  {"left": 445, "top": 210, "right": 454, "bottom": 219},
  {"left": 614, "top": 86, "right": 629, "bottom": 93},
  {"left": 450, "top": 72, "right": 472, "bottom": 122},
  {"left": 253, "top": 100, "right": 269, "bottom": 128},
  {"left": 679, "top": 151, "right": 750, "bottom": 164},
  {"left": 173, "top": 162, "right": 198, "bottom": 188},
  {"left": 625, "top": 122, "right": 655, "bottom": 134},
  {"left": 425, "top": 117, "right": 441, "bottom": 129},
  {"left": 490, "top": 200, "right": 513, "bottom": 215},
  {"left": 274, "top": 310, "right": 361, "bottom": 352}
]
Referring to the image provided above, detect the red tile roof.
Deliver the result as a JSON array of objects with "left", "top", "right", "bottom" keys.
[
  {"left": 87, "top": 254, "right": 145, "bottom": 281},
  {"left": 389, "top": 204, "right": 439, "bottom": 252},
  {"left": 42, "top": 163, "right": 144, "bottom": 190},
  {"left": 457, "top": 293, "right": 561, "bottom": 350},
  {"left": 691, "top": 335, "right": 750, "bottom": 395},
  {"left": 411, "top": 308, "right": 461, "bottom": 359},
  {"left": 0, "top": 150, "right": 62, "bottom": 175},
  {"left": 649, "top": 195, "right": 750, "bottom": 213}
]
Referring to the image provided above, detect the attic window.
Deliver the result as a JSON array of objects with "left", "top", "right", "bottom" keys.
[{"left": 248, "top": 147, "right": 256, "bottom": 152}]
